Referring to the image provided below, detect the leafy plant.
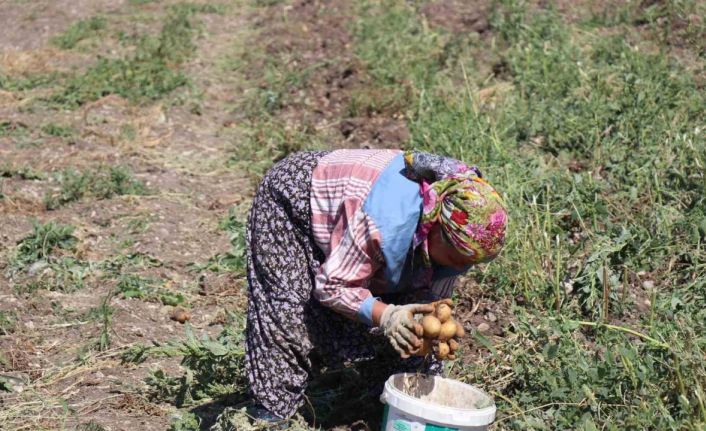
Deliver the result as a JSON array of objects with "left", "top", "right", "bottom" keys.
[
  {"left": 0, "top": 311, "right": 16, "bottom": 335},
  {"left": 0, "top": 165, "right": 44, "bottom": 180},
  {"left": 350, "top": 0, "right": 706, "bottom": 428},
  {"left": 12, "top": 221, "right": 78, "bottom": 268},
  {"left": 81, "top": 293, "right": 115, "bottom": 352},
  {"left": 49, "top": 5, "right": 207, "bottom": 106},
  {"left": 45, "top": 166, "right": 147, "bottom": 210},
  {"left": 115, "top": 274, "right": 185, "bottom": 306},
  {"left": 193, "top": 206, "right": 248, "bottom": 274},
  {"left": 123, "top": 312, "right": 247, "bottom": 406},
  {"left": 51, "top": 16, "right": 107, "bottom": 50},
  {"left": 41, "top": 123, "right": 76, "bottom": 138}
]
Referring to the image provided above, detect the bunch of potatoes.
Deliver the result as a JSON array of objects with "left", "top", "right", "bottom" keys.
[{"left": 412, "top": 299, "right": 464, "bottom": 360}]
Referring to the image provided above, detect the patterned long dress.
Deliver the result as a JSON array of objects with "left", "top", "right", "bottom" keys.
[{"left": 244, "top": 151, "right": 456, "bottom": 419}]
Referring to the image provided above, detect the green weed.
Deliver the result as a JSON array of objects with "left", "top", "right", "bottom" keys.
[
  {"left": 49, "top": 5, "right": 205, "bottom": 107},
  {"left": 116, "top": 273, "right": 186, "bottom": 305},
  {"left": 0, "top": 165, "right": 44, "bottom": 180},
  {"left": 45, "top": 166, "right": 147, "bottom": 210},
  {"left": 8, "top": 221, "right": 91, "bottom": 293},
  {"left": 81, "top": 293, "right": 115, "bottom": 352},
  {"left": 0, "top": 310, "right": 17, "bottom": 335},
  {"left": 116, "top": 274, "right": 160, "bottom": 299},
  {"left": 52, "top": 16, "right": 107, "bottom": 50},
  {"left": 342, "top": 0, "right": 706, "bottom": 428},
  {"left": 170, "top": 3, "right": 227, "bottom": 15},
  {"left": 0, "top": 376, "right": 15, "bottom": 392},
  {"left": 228, "top": 120, "right": 322, "bottom": 183},
  {"left": 12, "top": 221, "right": 78, "bottom": 268},
  {"left": 0, "top": 121, "right": 30, "bottom": 137},
  {"left": 123, "top": 312, "right": 247, "bottom": 406},
  {"left": 15, "top": 257, "right": 91, "bottom": 293},
  {"left": 126, "top": 214, "right": 152, "bottom": 234},
  {"left": 0, "top": 73, "right": 59, "bottom": 92},
  {"left": 193, "top": 206, "right": 247, "bottom": 274},
  {"left": 99, "top": 252, "right": 163, "bottom": 278},
  {"left": 168, "top": 412, "right": 201, "bottom": 431},
  {"left": 352, "top": 0, "right": 445, "bottom": 114},
  {"left": 41, "top": 123, "right": 76, "bottom": 138}
]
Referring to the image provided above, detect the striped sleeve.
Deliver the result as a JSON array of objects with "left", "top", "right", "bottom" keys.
[
  {"left": 312, "top": 207, "right": 384, "bottom": 326},
  {"left": 310, "top": 149, "right": 400, "bottom": 325}
]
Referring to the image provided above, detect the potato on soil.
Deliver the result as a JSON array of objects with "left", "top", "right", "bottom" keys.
[
  {"left": 448, "top": 339, "right": 459, "bottom": 352},
  {"left": 422, "top": 315, "right": 441, "bottom": 338},
  {"left": 438, "top": 320, "right": 457, "bottom": 341},
  {"left": 170, "top": 307, "right": 190, "bottom": 323}
]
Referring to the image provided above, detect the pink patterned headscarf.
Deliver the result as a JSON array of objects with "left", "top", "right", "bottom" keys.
[{"left": 404, "top": 151, "right": 507, "bottom": 266}]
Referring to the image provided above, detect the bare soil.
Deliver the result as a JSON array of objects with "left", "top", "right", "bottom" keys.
[{"left": 1, "top": 1, "right": 251, "bottom": 429}]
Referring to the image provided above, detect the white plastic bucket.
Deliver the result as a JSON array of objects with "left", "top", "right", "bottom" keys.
[{"left": 380, "top": 373, "right": 496, "bottom": 431}]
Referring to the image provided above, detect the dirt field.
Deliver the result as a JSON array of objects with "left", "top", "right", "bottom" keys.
[{"left": 1, "top": 0, "right": 704, "bottom": 430}]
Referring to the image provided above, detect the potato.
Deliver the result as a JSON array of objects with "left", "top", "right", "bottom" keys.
[
  {"left": 447, "top": 353, "right": 456, "bottom": 360},
  {"left": 448, "top": 339, "right": 459, "bottom": 352},
  {"left": 436, "top": 303, "right": 452, "bottom": 323},
  {"left": 170, "top": 308, "right": 190, "bottom": 324},
  {"left": 437, "top": 342, "right": 450, "bottom": 359},
  {"left": 422, "top": 315, "right": 441, "bottom": 338},
  {"left": 455, "top": 322, "right": 466, "bottom": 338},
  {"left": 438, "top": 320, "right": 457, "bottom": 341},
  {"left": 433, "top": 298, "right": 454, "bottom": 308}
]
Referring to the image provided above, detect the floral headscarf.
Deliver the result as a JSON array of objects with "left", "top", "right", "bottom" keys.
[{"left": 404, "top": 150, "right": 507, "bottom": 267}]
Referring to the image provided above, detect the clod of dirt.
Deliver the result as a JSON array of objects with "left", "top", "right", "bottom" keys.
[
  {"left": 477, "top": 322, "right": 490, "bottom": 333},
  {"left": 420, "top": 0, "right": 491, "bottom": 34},
  {"left": 170, "top": 307, "right": 190, "bottom": 323}
]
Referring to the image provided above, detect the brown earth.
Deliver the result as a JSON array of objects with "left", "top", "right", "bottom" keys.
[
  {"left": 251, "top": 0, "right": 412, "bottom": 150},
  {"left": 1, "top": 0, "right": 252, "bottom": 429}
]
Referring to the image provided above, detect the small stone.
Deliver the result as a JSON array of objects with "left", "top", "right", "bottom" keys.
[
  {"left": 562, "top": 279, "right": 574, "bottom": 294},
  {"left": 27, "top": 260, "right": 48, "bottom": 276},
  {"left": 477, "top": 323, "right": 491, "bottom": 333},
  {"left": 642, "top": 280, "right": 655, "bottom": 290},
  {"left": 643, "top": 299, "right": 652, "bottom": 308},
  {"left": 486, "top": 312, "right": 497, "bottom": 322}
]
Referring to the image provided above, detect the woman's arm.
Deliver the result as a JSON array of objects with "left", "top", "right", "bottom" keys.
[{"left": 312, "top": 208, "right": 385, "bottom": 326}]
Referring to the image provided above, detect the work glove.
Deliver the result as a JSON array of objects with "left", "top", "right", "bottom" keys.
[{"left": 379, "top": 303, "right": 434, "bottom": 358}]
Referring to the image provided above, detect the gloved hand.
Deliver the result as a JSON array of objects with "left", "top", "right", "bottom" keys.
[{"left": 379, "top": 303, "right": 434, "bottom": 358}]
